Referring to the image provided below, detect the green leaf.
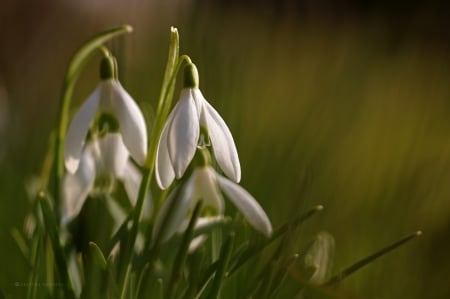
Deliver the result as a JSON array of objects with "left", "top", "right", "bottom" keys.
[
  {"left": 144, "top": 26, "right": 179, "bottom": 170},
  {"left": 228, "top": 205, "right": 324, "bottom": 275},
  {"left": 89, "top": 242, "right": 107, "bottom": 270},
  {"left": 38, "top": 192, "right": 75, "bottom": 298},
  {"left": 167, "top": 201, "right": 203, "bottom": 299},
  {"left": 26, "top": 233, "right": 42, "bottom": 299},
  {"left": 207, "top": 232, "right": 235, "bottom": 299},
  {"left": 193, "top": 261, "right": 219, "bottom": 299},
  {"left": 298, "top": 284, "right": 348, "bottom": 299},
  {"left": 266, "top": 253, "right": 300, "bottom": 298},
  {"left": 324, "top": 230, "right": 422, "bottom": 286},
  {"left": 10, "top": 228, "right": 29, "bottom": 262}
]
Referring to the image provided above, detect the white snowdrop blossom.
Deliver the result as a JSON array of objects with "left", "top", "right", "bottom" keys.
[
  {"left": 155, "top": 63, "right": 240, "bottom": 190},
  {"left": 64, "top": 78, "right": 147, "bottom": 174},
  {"left": 152, "top": 165, "right": 272, "bottom": 243},
  {"left": 62, "top": 133, "right": 147, "bottom": 223}
]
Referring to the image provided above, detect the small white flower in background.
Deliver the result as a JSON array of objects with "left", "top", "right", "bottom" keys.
[
  {"left": 62, "top": 133, "right": 148, "bottom": 223},
  {"left": 64, "top": 56, "right": 147, "bottom": 174},
  {"left": 304, "top": 231, "right": 335, "bottom": 284},
  {"left": 155, "top": 63, "right": 240, "bottom": 189},
  {"left": 152, "top": 165, "right": 272, "bottom": 244},
  {"left": 177, "top": 216, "right": 230, "bottom": 253}
]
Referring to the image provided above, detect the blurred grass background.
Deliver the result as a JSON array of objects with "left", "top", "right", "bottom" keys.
[{"left": 1, "top": 0, "right": 450, "bottom": 298}]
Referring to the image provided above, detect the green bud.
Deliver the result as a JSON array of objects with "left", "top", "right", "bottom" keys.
[{"left": 184, "top": 62, "right": 199, "bottom": 88}]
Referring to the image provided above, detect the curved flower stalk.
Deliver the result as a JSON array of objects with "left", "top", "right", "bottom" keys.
[
  {"left": 152, "top": 165, "right": 272, "bottom": 244},
  {"left": 62, "top": 133, "right": 148, "bottom": 223},
  {"left": 64, "top": 56, "right": 147, "bottom": 174},
  {"left": 155, "top": 63, "right": 240, "bottom": 189}
]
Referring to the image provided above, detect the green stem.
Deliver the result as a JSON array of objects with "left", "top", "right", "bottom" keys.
[
  {"left": 118, "top": 27, "right": 181, "bottom": 296},
  {"left": 117, "top": 169, "right": 151, "bottom": 297},
  {"left": 133, "top": 28, "right": 180, "bottom": 227},
  {"left": 208, "top": 233, "right": 235, "bottom": 299},
  {"left": 167, "top": 201, "right": 203, "bottom": 299},
  {"left": 135, "top": 184, "right": 186, "bottom": 298}
]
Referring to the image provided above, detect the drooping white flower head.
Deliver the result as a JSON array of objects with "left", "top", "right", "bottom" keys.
[
  {"left": 152, "top": 165, "right": 272, "bottom": 244},
  {"left": 64, "top": 56, "right": 147, "bottom": 174},
  {"left": 62, "top": 133, "right": 147, "bottom": 223},
  {"left": 155, "top": 63, "right": 240, "bottom": 190}
]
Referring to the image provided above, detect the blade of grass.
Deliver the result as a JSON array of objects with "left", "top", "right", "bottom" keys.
[
  {"left": 324, "top": 230, "right": 422, "bottom": 286},
  {"left": 228, "top": 205, "right": 323, "bottom": 275},
  {"left": 10, "top": 229, "right": 29, "bottom": 263},
  {"left": 207, "top": 232, "right": 235, "bottom": 299},
  {"left": 167, "top": 201, "right": 203, "bottom": 299},
  {"left": 38, "top": 192, "right": 74, "bottom": 298},
  {"left": 26, "top": 232, "right": 42, "bottom": 299}
]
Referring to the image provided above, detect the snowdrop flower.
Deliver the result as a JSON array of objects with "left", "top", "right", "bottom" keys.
[
  {"left": 64, "top": 56, "right": 147, "bottom": 174},
  {"left": 62, "top": 133, "right": 147, "bottom": 223},
  {"left": 155, "top": 63, "right": 240, "bottom": 189},
  {"left": 152, "top": 163, "right": 272, "bottom": 244}
]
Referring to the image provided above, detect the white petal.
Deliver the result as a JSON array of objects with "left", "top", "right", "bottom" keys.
[
  {"left": 95, "top": 133, "right": 129, "bottom": 177},
  {"left": 192, "top": 167, "right": 224, "bottom": 213},
  {"left": 152, "top": 177, "right": 195, "bottom": 244},
  {"left": 188, "top": 235, "right": 207, "bottom": 253},
  {"left": 217, "top": 175, "right": 272, "bottom": 237},
  {"left": 196, "top": 90, "right": 241, "bottom": 182},
  {"left": 155, "top": 109, "right": 176, "bottom": 189},
  {"left": 168, "top": 89, "right": 199, "bottom": 178},
  {"left": 62, "top": 149, "right": 96, "bottom": 223},
  {"left": 109, "top": 81, "right": 148, "bottom": 166},
  {"left": 64, "top": 85, "right": 101, "bottom": 173}
]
